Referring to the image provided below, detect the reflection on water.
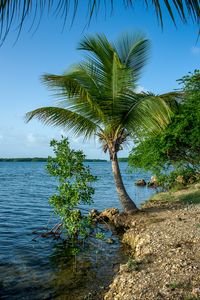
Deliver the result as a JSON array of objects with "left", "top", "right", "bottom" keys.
[
  {"left": 0, "top": 225, "right": 127, "bottom": 300},
  {"left": 0, "top": 162, "right": 155, "bottom": 299}
]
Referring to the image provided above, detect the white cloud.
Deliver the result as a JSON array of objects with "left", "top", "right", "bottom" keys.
[
  {"left": 136, "top": 85, "right": 147, "bottom": 93},
  {"left": 27, "top": 133, "right": 36, "bottom": 144},
  {"left": 191, "top": 46, "right": 200, "bottom": 55},
  {"left": 26, "top": 133, "right": 50, "bottom": 147}
]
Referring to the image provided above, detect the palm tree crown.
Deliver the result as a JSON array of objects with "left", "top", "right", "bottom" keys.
[{"left": 27, "top": 33, "right": 173, "bottom": 159}]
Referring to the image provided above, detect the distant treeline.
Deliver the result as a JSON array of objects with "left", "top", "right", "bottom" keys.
[
  {"left": 0, "top": 158, "right": 107, "bottom": 162},
  {"left": 0, "top": 158, "right": 48, "bottom": 162},
  {"left": 118, "top": 157, "right": 128, "bottom": 162}
]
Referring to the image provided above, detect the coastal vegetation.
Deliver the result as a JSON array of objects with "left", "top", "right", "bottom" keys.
[
  {"left": 26, "top": 33, "right": 177, "bottom": 213},
  {"left": 0, "top": 1, "right": 199, "bottom": 43},
  {"left": 129, "top": 70, "right": 200, "bottom": 190}
]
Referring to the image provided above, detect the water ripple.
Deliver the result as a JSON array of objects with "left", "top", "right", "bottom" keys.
[{"left": 0, "top": 161, "right": 155, "bottom": 299}]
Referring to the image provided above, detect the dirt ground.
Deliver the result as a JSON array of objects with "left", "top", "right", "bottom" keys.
[{"left": 104, "top": 186, "right": 200, "bottom": 300}]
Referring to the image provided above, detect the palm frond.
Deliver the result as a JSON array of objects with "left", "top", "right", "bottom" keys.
[
  {"left": 0, "top": 1, "right": 199, "bottom": 43},
  {"left": 78, "top": 34, "right": 115, "bottom": 74},
  {"left": 122, "top": 93, "right": 175, "bottom": 134},
  {"left": 42, "top": 71, "right": 106, "bottom": 122},
  {"left": 113, "top": 33, "right": 150, "bottom": 81},
  {"left": 26, "top": 106, "right": 101, "bottom": 139},
  {"left": 77, "top": 34, "right": 145, "bottom": 121},
  {"left": 159, "top": 91, "right": 181, "bottom": 110}
]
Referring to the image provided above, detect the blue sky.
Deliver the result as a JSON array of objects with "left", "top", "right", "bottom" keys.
[{"left": 0, "top": 2, "right": 199, "bottom": 158}]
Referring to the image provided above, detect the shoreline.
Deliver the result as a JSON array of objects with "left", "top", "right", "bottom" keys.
[
  {"left": 0, "top": 158, "right": 108, "bottom": 162},
  {"left": 102, "top": 185, "right": 200, "bottom": 299}
]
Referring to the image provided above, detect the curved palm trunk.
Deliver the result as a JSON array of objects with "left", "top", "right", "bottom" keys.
[{"left": 111, "top": 155, "right": 138, "bottom": 213}]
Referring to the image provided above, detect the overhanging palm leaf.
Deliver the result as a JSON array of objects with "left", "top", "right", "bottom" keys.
[
  {"left": 0, "top": 1, "right": 199, "bottom": 43},
  {"left": 26, "top": 33, "right": 178, "bottom": 212}
]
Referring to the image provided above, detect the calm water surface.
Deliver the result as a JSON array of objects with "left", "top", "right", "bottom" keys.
[{"left": 0, "top": 162, "right": 155, "bottom": 299}]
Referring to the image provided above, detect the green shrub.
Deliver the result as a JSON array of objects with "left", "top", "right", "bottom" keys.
[
  {"left": 156, "top": 167, "right": 199, "bottom": 191},
  {"left": 129, "top": 70, "right": 200, "bottom": 191},
  {"left": 46, "top": 136, "right": 96, "bottom": 239}
]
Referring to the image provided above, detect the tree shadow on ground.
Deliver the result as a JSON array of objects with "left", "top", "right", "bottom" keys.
[
  {"left": 140, "top": 188, "right": 200, "bottom": 215},
  {"left": 179, "top": 190, "right": 200, "bottom": 205}
]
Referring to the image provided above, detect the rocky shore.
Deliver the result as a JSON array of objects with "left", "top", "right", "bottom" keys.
[{"left": 101, "top": 186, "right": 200, "bottom": 300}]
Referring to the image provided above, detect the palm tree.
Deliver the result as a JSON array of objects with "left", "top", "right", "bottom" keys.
[
  {"left": 26, "top": 33, "right": 176, "bottom": 213},
  {"left": 0, "top": 1, "right": 199, "bottom": 43}
]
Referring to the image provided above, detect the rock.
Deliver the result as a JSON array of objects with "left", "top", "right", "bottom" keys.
[
  {"left": 151, "top": 176, "right": 157, "bottom": 183},
  {"left": 89, "top": 209, "right": 100, "bottom": 219},
  {"left": 106, "top": 238, "right": 115, "bottom": 244},
  {"left": 135, "top": 179, "right": 146, "bottom": 186},
  {"left": 112, "top": 212, "right": 134, "bottom": 232},
  {"left": 195, "top": 183, "right": 200, "bottom": 190},
  {"left": 123, "top": 231, "right": 152, "bottom": 259},
  {"left": 188, "top": 175, "right": 196, "bottom": 184},
  {"left": 147, "top": 181, "right": 155, "bottom": 188},
  {"left": 192, "top": 287, "right": 200, "bottom": 297},
  {"left": 99, "top": 208, "right": 119, "bottom": 221},
  {"left": 147, "top": 176, "right": 158, "bottom": 188},
  {"left": 134, "top": 234, "right": 152, "bottom": 258},
  {"left": 122, "top": 229, "right": 137, "bottom": 250},
  {"left": 176, "top": 175, "right": 186, "bottom": 185}
]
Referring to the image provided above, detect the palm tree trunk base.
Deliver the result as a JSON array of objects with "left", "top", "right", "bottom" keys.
[
  {"left": 122, "top": 198, "right": 138, "bottom": 214},
  {"left": 111, "top": 157, "right": 138, "bottom": 213}
]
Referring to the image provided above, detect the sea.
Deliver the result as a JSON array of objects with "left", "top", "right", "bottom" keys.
[{"left": 0, "top": 162, "right": 156, "bottom": 299}]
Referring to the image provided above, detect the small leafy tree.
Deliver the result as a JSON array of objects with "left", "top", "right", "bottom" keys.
[{"left": 46, "top": 136, "right": 96, "bottom": 239}]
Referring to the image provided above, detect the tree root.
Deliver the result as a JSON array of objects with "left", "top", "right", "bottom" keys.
[{"left": 32, "top": 223, "right": 63, "bottom": 241}]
